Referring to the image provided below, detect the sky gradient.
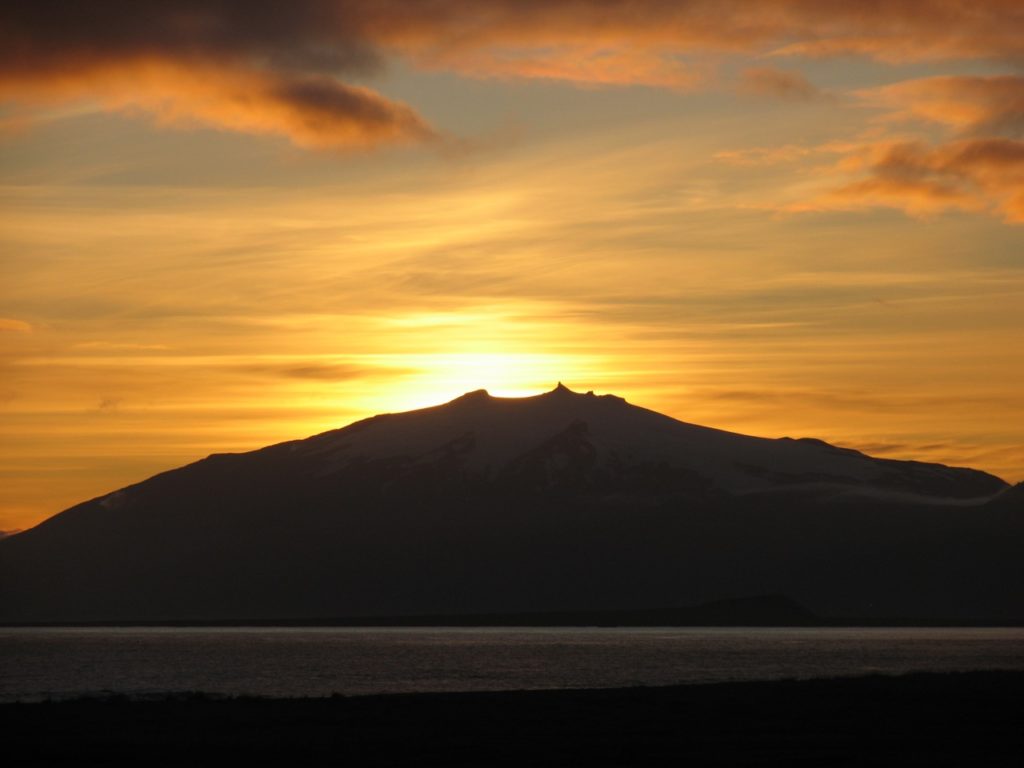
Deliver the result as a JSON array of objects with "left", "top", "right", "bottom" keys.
[{"left": 2, "top": 1, "right": 1023, "bottom": 531}]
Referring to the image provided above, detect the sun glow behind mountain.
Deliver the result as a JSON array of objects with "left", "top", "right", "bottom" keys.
[
  {"left": 320, "top": 306, "right": 607, "bottom": 411},
  {"left": 2, "top": 2, "right": 1024, "bottom": 530},
  {"left": 374, "top": 353, "right": 576, "bottom": 409}
]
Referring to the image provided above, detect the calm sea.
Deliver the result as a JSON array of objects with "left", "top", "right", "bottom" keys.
[{"left": 1, "top": 627, "right": 1022, "bottom": 702}]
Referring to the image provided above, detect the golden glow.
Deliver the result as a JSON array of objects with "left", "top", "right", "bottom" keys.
[
  {"left": 3, "top": 144, "right": 1023, "bottom": 529},
  {"left": 3, "top": 6, "right": 1024, "bottom": 530}
]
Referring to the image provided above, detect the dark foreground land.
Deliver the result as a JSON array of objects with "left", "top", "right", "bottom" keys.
[{"left": 4, "top": 672, "right": 1023, "bottom": 766}]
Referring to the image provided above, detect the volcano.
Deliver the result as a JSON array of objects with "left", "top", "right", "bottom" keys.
[{"left": 1, "top": 384, "right": 1019, "bottom": 623}]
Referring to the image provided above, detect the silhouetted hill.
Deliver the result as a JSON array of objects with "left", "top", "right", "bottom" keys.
[{"left": 1, "top": 385, "right": 1020, "bottom": 623}]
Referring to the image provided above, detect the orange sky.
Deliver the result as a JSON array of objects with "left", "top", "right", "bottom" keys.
[{"left": 2, "top": 1, "right": 1023, "bottom": 530}]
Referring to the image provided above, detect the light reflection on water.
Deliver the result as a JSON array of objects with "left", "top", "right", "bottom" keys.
[{"left": 1, "top": 626, "right": 1022, "bottom": 702}]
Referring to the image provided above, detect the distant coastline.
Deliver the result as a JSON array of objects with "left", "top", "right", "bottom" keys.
[{"left": 4, "top": 594, "right": 1023, "bottom": 628}]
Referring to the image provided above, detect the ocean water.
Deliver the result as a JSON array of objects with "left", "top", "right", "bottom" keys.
[{"left": 1, "top": 626, "right": 1022, "bottom": 702}]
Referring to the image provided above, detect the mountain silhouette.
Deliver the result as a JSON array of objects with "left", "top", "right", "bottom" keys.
[{"left": 1, "top": 385, "right": 1020, "bottom": 623}]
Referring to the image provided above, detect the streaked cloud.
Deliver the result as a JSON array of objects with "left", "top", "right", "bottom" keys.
[
  {"left": 73, "top": 341, "right": 171, "bottom": 351},
  {"left": 0, "top": 318, "right": 32, "bottom": 333},
  {"left": 237, "top": 361, "right": 417, "bottom": 382},
  {"left": 739, "top": 67, "right": 825, "bottom": 101},
  {"left": 714, "top": 143, "right": 833, "bottom": 166}
]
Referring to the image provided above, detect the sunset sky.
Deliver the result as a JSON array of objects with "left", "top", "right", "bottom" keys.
[{"left": 2, "top": 1, "right": 1023, "bottom": 531}]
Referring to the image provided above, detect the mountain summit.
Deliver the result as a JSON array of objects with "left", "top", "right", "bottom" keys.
[
  {"left": 0, "top": 385, "right": 1019, "bottom": 623},
  {"left": 273, "top": 384, "right": 1003, "bottom": 500}
]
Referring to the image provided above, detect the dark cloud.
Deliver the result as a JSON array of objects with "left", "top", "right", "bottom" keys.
[
  {"left": 0, "top": 1, "right": 430, "bottom": 148},
  {"left": 849, "top": 442, "right": 910, "bottom": 455},
  {"left": 96, "top": 397, "right": 121, "bottom": 413},
  {"left": 1, "top": 1, "right": 1021, "bottom": 148},
  {"left": 238, "top": 362, "right": 415, "bottom": 382},
  {"left": 740, "top": 67, "right": 824, "bottom": 101},
  {"left": 0, "top": 1, "right": 377, "bottom": 74}
]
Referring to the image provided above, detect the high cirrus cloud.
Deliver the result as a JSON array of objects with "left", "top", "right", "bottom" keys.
[{"left": 1, "top": 1, "right": 1022, "bottom": 149}]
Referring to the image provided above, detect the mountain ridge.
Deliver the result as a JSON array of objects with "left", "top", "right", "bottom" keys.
[
  {"left": 215, "top": 383, "right": 1005, "bottom": 502},
  {"left": 1, "top": 385, "right": 1019, "bottom": 624}
]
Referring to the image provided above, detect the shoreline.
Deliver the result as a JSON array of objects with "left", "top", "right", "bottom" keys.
[
  {"left": 5, "top": 617, "right": 1024, "bottom": 628},
  {"left": 6, "top": 671, "right": 1023, "bottom": 765}
]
